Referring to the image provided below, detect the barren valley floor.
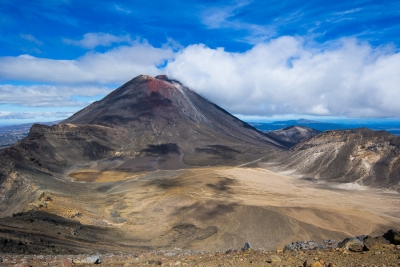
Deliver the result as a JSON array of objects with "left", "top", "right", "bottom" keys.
[{"left": 1, "top": 164, "right": 400, "bottom": 265}]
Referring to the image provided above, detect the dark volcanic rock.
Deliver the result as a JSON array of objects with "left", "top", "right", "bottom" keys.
[
  {"left": 383, "top": 229, "right": 400, "bottom": 245},
  {"left": 284, "top": 240, "right": 339, "bottom": 252},
  {"left": 242, "top": 242, "right": 252, "bottom": 251},
  {"left": 363, "top": 235, "right": 389, "bottom": 250},
  {"left": 338, "top": 237, "right": 364, "bottom": 251},
  {"left": 62, "top": 75, "right": 283, "bottom": 150},
  {"left": 59, "top": 75, "right": 284, "bottom": 168}
]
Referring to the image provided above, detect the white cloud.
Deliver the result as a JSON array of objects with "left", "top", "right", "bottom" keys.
[
  {"left": 20, "top": 34, "right": 43, "bottom": 45},
  {"left": 201, "top": 0, "right": 253, "bottom": 28},
  {"left": 1, "top": 34, "right": 400, "bottom": 118},
  {"left": 63, "top": 32, "right": 132, "bottom": 49},
  {"left": 166, "top": 37, "right": 400, "bottom": 118},
  {"left": 0, "top": 111, "right": 35, "bottom": 120},
  {"left": 114, "top": 5, "right": 132, "bottom": 14},
  {"left": 0, "top": 84, "right": 111, "bottom": 107},
  {"left": 0, "top": 41, "right": 174, "bottom": 84},
  {"left": 201, "top": 1, "right": 275, "bottom": 44}
]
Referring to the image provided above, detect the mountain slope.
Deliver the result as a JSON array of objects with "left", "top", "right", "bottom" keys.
[
  {"left": 63, "top": 75, "right": 281, "bottom": 146},
  {"left": 0, "top": 75, "right": 284, "bottom": 215},
  {"left": 265, "top": 126, "right": 321, "bottom": 147},
  {"left": 60, "top": 74, "right": 285, "bottom": 168},
  {"left": 277, "top": 128, "right": 400, "bottom": 191}
]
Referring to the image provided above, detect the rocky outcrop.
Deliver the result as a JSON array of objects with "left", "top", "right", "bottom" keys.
[
  {"left": 283, "top": 230, "right": 397, "bottom": 253},
  {"left": 278, "top": 128, "right": 400, "bottom": 191}
]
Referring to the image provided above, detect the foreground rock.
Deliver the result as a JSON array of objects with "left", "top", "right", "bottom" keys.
[
  {"left": 73, "top": 255, "right": 102, "bottom": 264},
  {"left": 1, "top": 231, "right": 400, "bottom": 266},
  {"left": 284, "top": 240, "right": 339, "bottom": 252},
  {"left": 0, "top": 243, "right": 399, "bottom": 266},
  {"left": 383, "top": 229, "right": 400, "bottom": 245},
  {"left": 337, "top": 237, "right": 365, "bottom": 252}
]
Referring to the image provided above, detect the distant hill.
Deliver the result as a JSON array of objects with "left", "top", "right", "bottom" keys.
[
  {"left": 250, "top": 118, "right": 400, "bottom": 135},
  {"left": 265, "top": 125, "right": 321, "bottom": 147},
  {"left": 0, "top": 121, "right": 60, "bottom": 148},
  {"left": 250, "top": 119, "right": 340, "bottom": 132}
]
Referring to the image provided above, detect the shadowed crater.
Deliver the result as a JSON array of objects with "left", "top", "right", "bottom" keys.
[{"left": 141, "top": 143, "right": 180, "bottom": 156}]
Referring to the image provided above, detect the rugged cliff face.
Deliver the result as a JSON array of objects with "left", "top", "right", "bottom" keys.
[{"left": 278, "top": 128, "right": 400, "bottom": 191}]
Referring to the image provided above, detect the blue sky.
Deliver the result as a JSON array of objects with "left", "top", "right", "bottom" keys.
[{"left": 1, "top": 0, "right": 400, "bottom": 124}]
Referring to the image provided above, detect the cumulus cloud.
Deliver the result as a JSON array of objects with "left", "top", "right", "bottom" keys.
[
  {"left": 166, "top": 37, "right": 400, "bottom": 118},
  {"left": 1, "top": 35, "right": 400, "bottom": 118},
  {"left": 0, "top": 84, "right": 111, "bottom": 107},
  {"left": 63, "top": 32, "right": 132, "bottom": 49},
  {"left": 0, "top": 41, "right": 174, "bottom": 84}
]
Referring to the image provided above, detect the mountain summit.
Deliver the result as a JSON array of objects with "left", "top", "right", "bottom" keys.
[
  {"left": 63, "top": 74, "right": 281, "bottom": 147},
  {"left": 59, "top": 74, "right": 284, "bottom": 169}
]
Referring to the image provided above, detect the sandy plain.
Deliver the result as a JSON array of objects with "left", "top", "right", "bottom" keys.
[{"left": 50, "top": 161, "right": 400, "bottom": 253}]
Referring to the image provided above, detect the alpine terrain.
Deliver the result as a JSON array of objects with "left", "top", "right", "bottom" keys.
[{"left": 0, "top": 75, "right": 399, "bottom": 259}]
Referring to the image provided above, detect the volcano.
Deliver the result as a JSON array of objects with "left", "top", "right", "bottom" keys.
[
  {"left": 60, "top": 74, "right": 284, "bottom": 170},
  {"left": 0, "top": 75, "right": 284, "bottom": 215},
  {"left": 63, "top": 74, "right": 283, "bottom": 149}
]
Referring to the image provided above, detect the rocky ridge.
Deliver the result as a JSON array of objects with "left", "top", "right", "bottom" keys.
[{"left": 276, "top": 128, "right": 400, "bottom": 191}]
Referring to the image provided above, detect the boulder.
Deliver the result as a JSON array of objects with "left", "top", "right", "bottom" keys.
[
  {"left": 337, "top": 237, "right": 364, "bottom": 252},
  {"left": 322, "top": 240, "right": 339, "bottom": 249},
  {"left": 383, "top": 229, "right": 400, "bottom": 245},
  {"left": 348, "top": 244, "right": 364, "bottom": 252},
  {"left": 284, "top": 240, "right": 319, "bottom": 251},
  {"left": 74, "top": 255, "right": 102, "bottom": 264},
  {"left": 362, "top": 235, "right": 388, "bottom": 250},
  {"left": 241, "top": 242, "right": 252, "bottom": 251}
]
